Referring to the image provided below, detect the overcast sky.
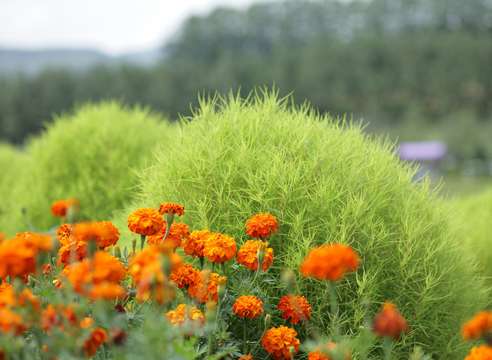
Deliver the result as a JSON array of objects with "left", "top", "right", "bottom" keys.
[{"left": 0, "top": 0, "right": 263, "bottom": 54}]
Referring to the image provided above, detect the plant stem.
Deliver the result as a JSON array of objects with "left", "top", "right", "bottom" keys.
[
  {"left": 243, "top": 320, "right": 248, "bottom": 353},
  {"left": 328, "top": 281, "right": 340, "bottom": 338},
  {"left": 140, "top": 234, "right": 146, "bottom": 250},
  {"left": 383, "top": 337, "right": 393, "bottom": 360}
]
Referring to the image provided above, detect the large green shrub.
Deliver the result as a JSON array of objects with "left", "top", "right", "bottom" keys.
[
  {"left": 6, "top": 102, "right": 171, "bottom": 231},
  {"left": 455, "top": 187, "right": 492, "bottom": 286},
  {"left": 0, "top": 143, "right": 29, "bottom": 236},
  {"left": 124, "top": 94, "right": 486, "bottom": 358}
]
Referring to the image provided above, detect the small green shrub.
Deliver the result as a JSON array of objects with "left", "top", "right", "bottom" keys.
[
  {"left": 6, "top": 102, "right": 171, "bottom": 231},
  {"left": 123, "top": 93, "right": 487, "bottom": 358},
  {"left": 0, "top": 143, "right": 29, "bottom": 236},
  {"left": 454, "top": 187, "right": 492, "bottom": 286}
]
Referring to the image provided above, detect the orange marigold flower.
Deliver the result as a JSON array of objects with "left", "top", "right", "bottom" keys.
[
  {"left": 463, "top": 311, "right": 492, "bottom": 341},
  {"left": 237, "top": 240, "right": 274, "bottom": 271},
  {"left": 187, "top": 270, "right": 226, "bottom": 304},
  {"left": 18, "top": 288, "right": 40, "bottom": 311},
  {"left": 372, "top": 302, "right": 409, "bottom": 340},
  {"left": 465, "top": 345, "right": 492, "bottom": 360},
  {"left": 128, "top": 246, "right": 175, "bottom": 304},
  {"left": 61, "top": 251, "right": 126, "bottom": 299},
  {"left": 51, "top": 198, "right": 79, "bottom": 218},
  {"left": 232, "top": 295, "right": 264, "bottom": 319},
  {"left": 0, "top": 308, "right": 25, "bottom": 335},
  {"left": 183, "top": 230, "right": 211, "bottom": 258},
  {"left": 83, "top": 327, "right": 107, "bottom": 357},
  {"left": 80, "top": 317, "right": 94, "bottom": 329},
  {"left": 147, "top": 222, "right": 190, "bottom": 250},
  {"left": 245, "top": 213, "right": 279, "bottom": 239},
  {"left": 72, "top": 221, "right": 120, "bottom": 249},
  {"left": 308, "top": 342, "right": 351, "bottom": 360},
  {"left": 203, "top": 233, "right": 237, "bottom": 264},
  {"left": 89, "top": 283, "right": 126, "bottom": 301},
  {"left": 261, "top": 326, "right": 300, "bottom": 360},
  {"left": 165, "top": 304, "right": 205, "bottom": 327},
  {"left": 159, "top": 202, "right": 185, "bottom": 217},
  {"left": 57, "top": 224, "right": 73, "bottom": 246},
  {"left": 300, "top": 244, "right": 359, "bottom": 281},
  {"left": 57, "top": 240, "right": 88, "bottom": 267},
  {"left": 127, "top": 208, "right": 164, "bottom": 236},
  {"left": 277, "top": 295, "right": 311, "bottom": 324},
  {"left": 170, "top": 263, "right": 200, "bottom": 289},
  {"left": 0, "top": 232, "right": 52, "bottom": 280},
  {"left": 0, "top": 283, "right": 16, "bottom": 308},
  {"left": 239, "top": 355, "right": 254, "bottom": 360},
  {"left": 14, "top": 232, "right": 53, "bottom": 252}
]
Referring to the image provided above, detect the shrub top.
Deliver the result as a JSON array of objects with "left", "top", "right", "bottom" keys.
[
  {"left": 9, "top": 102, "right": 170, "bottom": 231},
  {"left": 127, "top": 93, "right": 486, "bottom": 357},
  {"left": 455, "top": 187, "right": 492, "bottom": 285}
]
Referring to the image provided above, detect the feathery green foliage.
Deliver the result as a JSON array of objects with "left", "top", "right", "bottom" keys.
[
  {"left": 0, "top": 143, "right": 29, "bottom": 236},
  {"left": 454, "top": 187, "right": 492, "bottom": 286},
  {"left": 6, "top": 102, "right": 170, "bottom": 232},
  {"left": 124, "top": 92, "right": 487, "bottom": 358}
]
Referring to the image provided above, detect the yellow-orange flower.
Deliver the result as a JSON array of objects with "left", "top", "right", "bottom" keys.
[
  {"left": 203, "top": 233, "right": 236, "bottom": 264},
  {"left": 245, "top": 213, "right": 278, "bottom": 239},
  {"left": 0, "top": 232, "right": 53, "bottom": 280},
  {"left": 147, "top": 222, "right": 190, "bottom": 250},
  {"left": 277, "top": 295, "right": 311, "bottom": 324},
  {"left": 61, "top": 251, "right": 126, "bottom": 300},
  {"left": 0, "top": 308, "right": 25, "bottom": 335},
  {"left": 261, "top": 326, "right": 300, "bottom": 359},
  {"left": 72, "top": 221, "right": 120, "bottom": 249},
  {"left": 300, "top": 244, "right": 359, "bottom": 281},
  {"left": 239, "top": 355, "right": 254, "bottom": 360},
  {"left": 128, "top": 246, "right": 176, "bottom": 304},
  {"left": 127, "top": 208, "right": 164, "bottom": 236},
  {"left": 187, "top": 270, "right": 226, "bottom": 304},
  {"left": 57, "top": 224, "right": 73, "bottom": 246},
  {"left": 236, "top": 240, "right": 274, "bottom": 271},
  {"left": 170, "top": 263, "right": 200, "bottom": 289},
  {"left": 463, "top": 311, "right": 492, "bottom": 341},
  {"left": 465, "top": 345, "right": 492, "bottom": 360},
  {"left": 308, "top": 342, "right": 351, "bottom": 360},
  {"left": 165, "top": 304, "right": 205, "bottom": 327},
  {"left": 57, "top": 240, "right": 88, "bottom": 267},
  {"left": 233, "top": 295, "right": 264, "bottom": 319},
  {"left": 182, "top": 230, "right": 211, "bottom": 258},
  {"left": 83, "top": 327, "right": 107, "bottom": 357},
  {"left": 51, "top": 198, "right": 79, "bottom": 217},
  {"left": 159, "top": 202, "right": 185, "bottom": 216},
  {"left": 372, "top": 302, "right": 409, "bottom": 340}
]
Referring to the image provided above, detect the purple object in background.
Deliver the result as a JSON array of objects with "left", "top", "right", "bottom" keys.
[{"left": 398, "top": 141, "right": 447, "bottom": 161}]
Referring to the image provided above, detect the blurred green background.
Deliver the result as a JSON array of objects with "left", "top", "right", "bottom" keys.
[{"left": 1, "top": 0, "right": 491, "bottom": 195}]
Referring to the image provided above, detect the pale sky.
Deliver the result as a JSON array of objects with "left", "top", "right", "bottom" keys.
[{"left": 0, "top": 0, "right": 264, "bottom": 54}]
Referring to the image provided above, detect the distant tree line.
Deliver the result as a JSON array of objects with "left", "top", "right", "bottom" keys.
[{"left": 1, "top": 0, "right": 492, "bottom": 162}]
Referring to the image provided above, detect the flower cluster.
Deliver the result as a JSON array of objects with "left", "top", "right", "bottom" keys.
[{"left": 61, "top": 251, "right": 126, "bottom": 300}]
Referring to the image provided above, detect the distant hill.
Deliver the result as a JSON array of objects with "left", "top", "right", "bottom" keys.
[{"left": 0, "top": 48, "right": 161, "bottom": 75}]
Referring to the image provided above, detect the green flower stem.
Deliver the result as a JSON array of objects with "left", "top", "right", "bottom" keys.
[
  {"left": 140, "top": 234, "right": 146, "bottom": 250},
  {"left": 328, "top": 281, "right": 340, "bottom": 338},
  {"left": 383, "top": 337, "right": 393, "bottom": 360}
]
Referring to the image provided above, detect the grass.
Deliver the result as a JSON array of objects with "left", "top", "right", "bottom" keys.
[
  {"left": 118, "top": 91, "right": 487, "bottom": 358},
  {"left": 1, "top": 102, "right": 172, "bottom": 233}
]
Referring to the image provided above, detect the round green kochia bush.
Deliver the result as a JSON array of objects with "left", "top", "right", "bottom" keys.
[
  {"left": 454, "top": 187, "right": 492, "bottom": 285},
  {"left": 7, "top": 102, "right": 171, "bottom": 231},
  {"left": 0, "top": 143, "right": 30, "bottom": 236},
  {"left": 126, "top": 94, "right": 487, "bottom": 358}
]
